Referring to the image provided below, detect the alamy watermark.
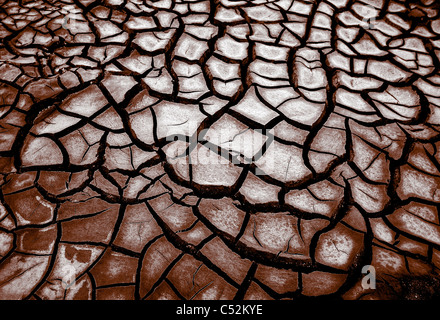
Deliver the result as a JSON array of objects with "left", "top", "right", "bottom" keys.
[
  {"left": 361, "top": 265, "right": 376, "bottom": 290},
  {"left": 61, "top": 5, "right": 82, "bottom": 31},
  {"left": 164, "top": 126, "right": 274, "bottom": 176},
  {"left": 358, "top": 4, "right": 378, "bottom": 30},
  {"left": 60, "top": 265, "right": 78, "bottom": 290}
]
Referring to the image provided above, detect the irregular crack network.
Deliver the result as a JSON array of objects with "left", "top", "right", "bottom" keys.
[{"left": 0, "top": 0, "right": 440, "bottom": 300}]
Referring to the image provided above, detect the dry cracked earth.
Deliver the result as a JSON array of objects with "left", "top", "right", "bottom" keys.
[{"left": 0, "top": 0, "right": 440, "bottom": 301}]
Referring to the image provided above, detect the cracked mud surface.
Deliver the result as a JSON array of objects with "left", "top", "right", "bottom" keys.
[{"left": 1, "top": 0, "right": 440, "bottom": 300}]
